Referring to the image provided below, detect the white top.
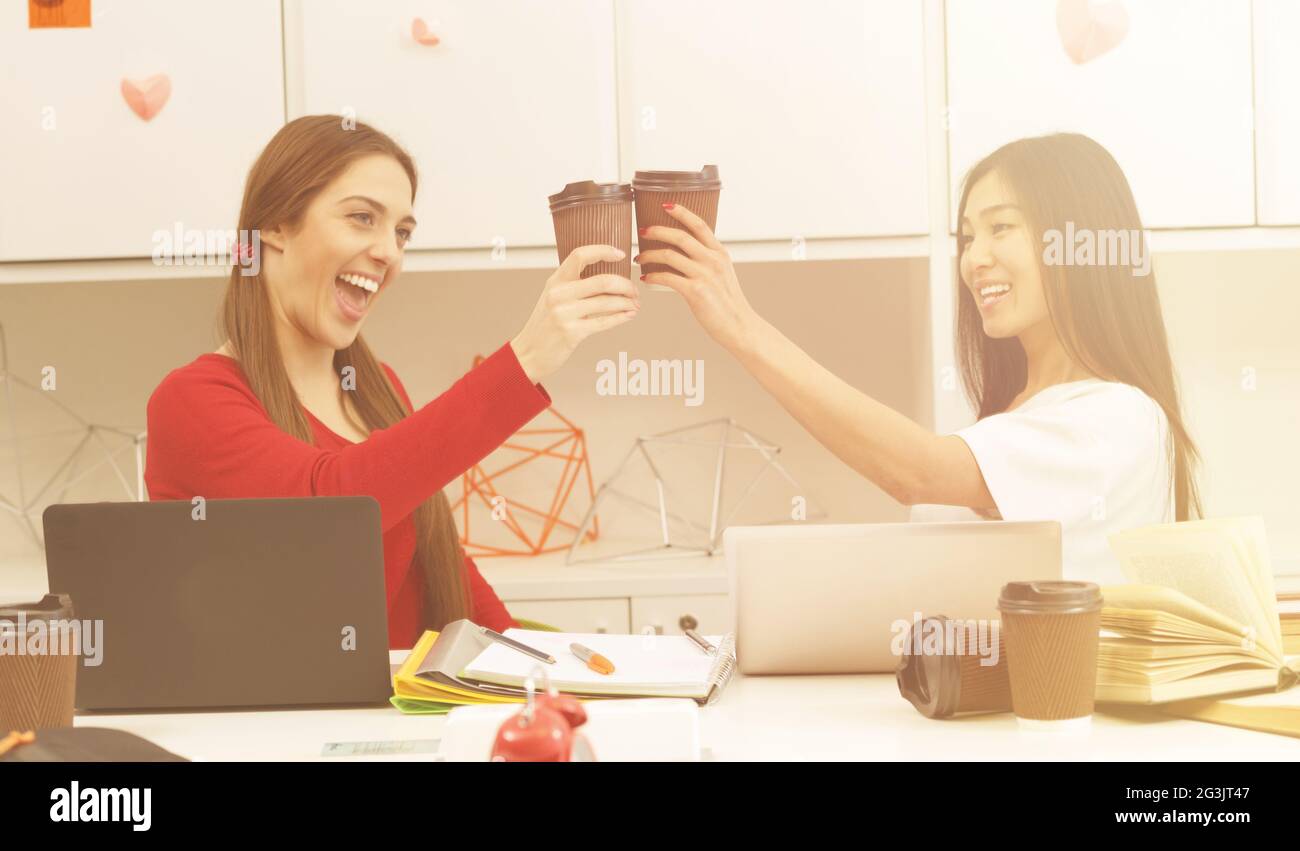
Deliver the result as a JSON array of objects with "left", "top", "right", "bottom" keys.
[{"left": 910, "top": 379, "right": 1174, "bottom": 586}]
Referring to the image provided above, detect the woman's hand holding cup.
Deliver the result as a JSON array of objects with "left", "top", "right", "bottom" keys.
[
  {"left": 510, "top": 245, "right": 639, "bottom": 384},
  {"left": 636, "top": 204, "right": 758, "bottom": 355}
]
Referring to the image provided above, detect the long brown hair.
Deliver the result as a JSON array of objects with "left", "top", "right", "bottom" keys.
[
  {"left": 955, "top": 133, "right": 1202, "bottom": 521},
  {"left": 220, "top": 114, "right": 469, "bottom": 629}
]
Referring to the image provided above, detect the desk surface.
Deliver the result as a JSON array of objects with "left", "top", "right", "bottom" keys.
[{"left": 70, "top": 653, "right": 1300, "bottom": 762}]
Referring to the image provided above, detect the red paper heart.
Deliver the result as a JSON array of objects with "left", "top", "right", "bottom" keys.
[
  {"left": 411, "top": 17, "right": 440, "bottom": 46},
  {"left": 1056, "top": 0, "right": 1129, "bottom": 65},
  {"left": 121, "top": 74, "right": 171, "bottom": 121}
]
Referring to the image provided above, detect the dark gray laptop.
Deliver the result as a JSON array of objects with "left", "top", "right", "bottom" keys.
[{"left": 43, "top": 496, "right": 392, "bottom": 711}]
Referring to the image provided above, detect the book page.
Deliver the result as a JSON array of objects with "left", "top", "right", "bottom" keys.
[
  {"left": 1109, "top": 519, "right": 1282, "bottom": 661},
  {"left": 1101, "top": 584, "right": 1251, "bottom": 639},
  {"left": 1215, "top": 516, "right": 1281, "bottom": 645}
]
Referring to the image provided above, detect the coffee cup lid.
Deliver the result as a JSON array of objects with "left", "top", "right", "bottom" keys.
[
  {"left": 0, "top": 592, "right": 74, "bottom": 624},
  {"left": 547, "top": 180, "right": 634, "bottom": 212},
  {"left": 895, "top": 615, "right": 963, "bottom": 719},
  {"left": 997, "top": 581, "right": 1102, "bottom": 614},
  {"left": 632, "top": 164, "right": 721, "bottom": 192}
]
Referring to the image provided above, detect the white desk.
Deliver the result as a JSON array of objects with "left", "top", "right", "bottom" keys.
[{"left": 69, "top": 652, "right": 1300, "bottom": 761}]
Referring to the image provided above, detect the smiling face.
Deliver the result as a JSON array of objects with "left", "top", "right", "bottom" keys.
[
  {"left": 958, "top": 171, "right": 1051, "bottom": 340},
  {"left": 260, "top": 154, "right": 416, "bottom": 351}
]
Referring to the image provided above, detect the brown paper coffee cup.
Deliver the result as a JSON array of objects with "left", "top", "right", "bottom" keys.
[
  {"left": 633, "top": 166, "right": 721, "bottom": 291},
  {"left": 998, "top": 581, "right": 1102, "bottom": 731},
  {"left": 0, "top": 594, "right": 78, "bottom": 731},
  {"left": 896, "top": 615, "right": 1011, "bottom": 719},
  {"left": 548, "top": 181, "right": 633, "bottom": 280}
]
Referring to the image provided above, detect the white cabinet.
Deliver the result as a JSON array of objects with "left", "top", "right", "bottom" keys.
[
  {"left": 290, "top": 0, "right": 618, "bottom": 252},
  {"left": 507, "top": 598, "right": 630, "bottom": 634},
  {"left": 1254, "top": 0, "right": 1300, "bottom": 225},
  {"left": 0, "top": 0, "right": 285, "bottom": 262},
  {"left": 945, "top": 0, "right": 1255, "bottom": 230},
  {"left": 616, "top": 0, "right": 929, "bottom": 242},
  {"left": 630, "top": 595, "right": 733, "bottom": 637}
]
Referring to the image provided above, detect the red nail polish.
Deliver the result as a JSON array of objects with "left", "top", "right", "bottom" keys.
[
  {"left": 662, "top": 202, "right": 675, "bottom": 211},
  {"left": 639, "top": 275, "right": 646, "bottom": 281},
  {"left": 638, "top": 227, "right": 647, "bottom": 236}
]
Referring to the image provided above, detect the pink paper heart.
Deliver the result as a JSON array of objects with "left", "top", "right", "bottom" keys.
[
  {"left": 411, "top": 17, "right": 440, "bottom": 46},
  {"left": 1056, "top": 0, "right": 1129, "bottom": 65},
  {"left": 121, "top": 74, "right": 171, "bottom": 121}
]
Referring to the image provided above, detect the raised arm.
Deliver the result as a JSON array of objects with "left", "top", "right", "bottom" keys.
[
  {"left": 144, "top": 342, "right": 549, "bottom": 532},
  {"left": 638, "top": 204, "right": 994, "bottom": 509}
]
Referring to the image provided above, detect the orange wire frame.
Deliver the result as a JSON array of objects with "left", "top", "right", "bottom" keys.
[{"left": 450, "top": 358, "right": 599, "bottom": 557}]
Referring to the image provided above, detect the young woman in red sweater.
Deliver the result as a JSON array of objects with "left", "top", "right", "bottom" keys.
[{"left": 144, "top": 115, "right": 639, "bottom": 648}]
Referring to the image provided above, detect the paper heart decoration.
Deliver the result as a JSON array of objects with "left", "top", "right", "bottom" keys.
[
  {"left": 121, "top": 74, "right": 171, "bottom": 121},
  {"left": 1056, "top": 0, "right": 1129, "bottom": 65},
  {"left": 411, "top": 17, "right": 440, "bottom": 46}
]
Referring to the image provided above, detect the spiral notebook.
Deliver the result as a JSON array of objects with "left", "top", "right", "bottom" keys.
[{"left": 462, "top": 628, "right": 737, "bottom": 703}]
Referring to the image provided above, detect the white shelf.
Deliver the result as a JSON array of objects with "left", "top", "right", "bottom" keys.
[{"left": 476, "top": 549, "right": 726, "bottom": 601}]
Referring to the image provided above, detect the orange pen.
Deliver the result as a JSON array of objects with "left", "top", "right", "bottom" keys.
[
  {"left": 0, "top": 730, "right": 35, "bottom": 759},
  {"left": 570, "top": 643, "right": 615, "bottom": 675}
]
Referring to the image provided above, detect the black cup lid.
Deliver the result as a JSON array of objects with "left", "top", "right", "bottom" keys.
[
  {"left": 632, "top": 164, "right": 721, "bottom": 192},
  {"left": 0, "top": 592, "right": 74, "bottom": 623},
  {"left": 997, "top": 581, "right": 1102, "bottom": 614},
  {"left": 895, "top": 615, "right": 963, "bottom": 719},
  {"left": 547, "top": 180, "right": 634, "bottom": 212}
]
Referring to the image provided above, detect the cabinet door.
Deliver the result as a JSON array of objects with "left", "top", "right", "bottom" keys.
[
  {"left": 1254, "top": 0, "right": 1300, "bottom": 225},
  {"left": 0, "top": 0, "right": 285, "bottom": 261},
  {"left": 631, "top": 595, "right": 733, "bottom": 637},
  {"left": 946, "top": 0, "right": 1255, "bottom": 229},
  {"left": 293, "top": 0, "right": 618, "bottom": 252},
  {"left": 617, "top": 0, "right": 929, "bottom": 242}
]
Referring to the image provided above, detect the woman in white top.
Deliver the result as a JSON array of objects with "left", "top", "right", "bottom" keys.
[{"left": 637, "top": 133, "right": 1201, "bottom": 586}]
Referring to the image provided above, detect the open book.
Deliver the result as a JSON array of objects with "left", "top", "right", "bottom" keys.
[
  {"left": 1281, "top": 594, "right": 1300, "bottom": 656},
  {"left": 1098, "top": 517, "right": 1298, "bottom": 707}
]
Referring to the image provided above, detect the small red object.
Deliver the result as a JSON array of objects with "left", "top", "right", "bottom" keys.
[
  {"left": 490, "top": 677, "right": 594, "bottom": 762},
  {"left": 661, "top": 202, "right": 676, "bottom": 211},
  {"left": 536, "top": 692, "right": 587, "bottom": 730},
  {"left": 490, "top": 703, "right": 574, "bottom": 762}
]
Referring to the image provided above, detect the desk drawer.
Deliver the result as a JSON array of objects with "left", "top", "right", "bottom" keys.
[{"left": 507, "top": 598, "right": 630, "bottom": 634}]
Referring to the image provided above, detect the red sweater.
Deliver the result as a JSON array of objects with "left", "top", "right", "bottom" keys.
[{"left": 143, "top": 342, "right": 551, "bottom": 649}]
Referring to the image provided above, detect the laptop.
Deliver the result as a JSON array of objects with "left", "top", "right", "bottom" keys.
[
  {"left": 43, "top": 496, "right": 393, "bottom": 711},
  {"left": 725, "top": 521, "right": 1062, "bottom": 674}
]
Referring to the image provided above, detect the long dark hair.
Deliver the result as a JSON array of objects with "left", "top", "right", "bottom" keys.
[
  {"left": 955, "top": 133, "right": 1202, "bottom": 520},
  {"left": 220, "top": 115, "right": 469, "bottom": 629}
]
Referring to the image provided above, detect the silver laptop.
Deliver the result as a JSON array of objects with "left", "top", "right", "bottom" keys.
[
  {"left": 43, "top": 496, "right": 393, "bottom": 711},
  {"left": 725, "top": 521, "right": 1062, "bottom": 674}
]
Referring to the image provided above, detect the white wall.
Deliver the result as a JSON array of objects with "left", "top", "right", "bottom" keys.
[{"left": 1155, "top": 250, "right": 1300, "bottom": 567}]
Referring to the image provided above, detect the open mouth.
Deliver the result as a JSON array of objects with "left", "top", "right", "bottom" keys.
[
  {"left": 976, "top": 281, "right": 1012, "bottom": 309},
  {"left": 334, "top": 271, "right": 380, "bottom": 322}
]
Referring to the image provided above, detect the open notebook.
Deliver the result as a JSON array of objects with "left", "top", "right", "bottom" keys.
[
  {"left": 462, "top": 629, "right": 736, "bottom": 701},
  {"left": 389, "top": 620, "right": 736, "bottom": 714}
]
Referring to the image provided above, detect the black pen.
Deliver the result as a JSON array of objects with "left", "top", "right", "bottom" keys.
[{"left": 478, "top": 626, "right": 556, "bottom": 664}]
